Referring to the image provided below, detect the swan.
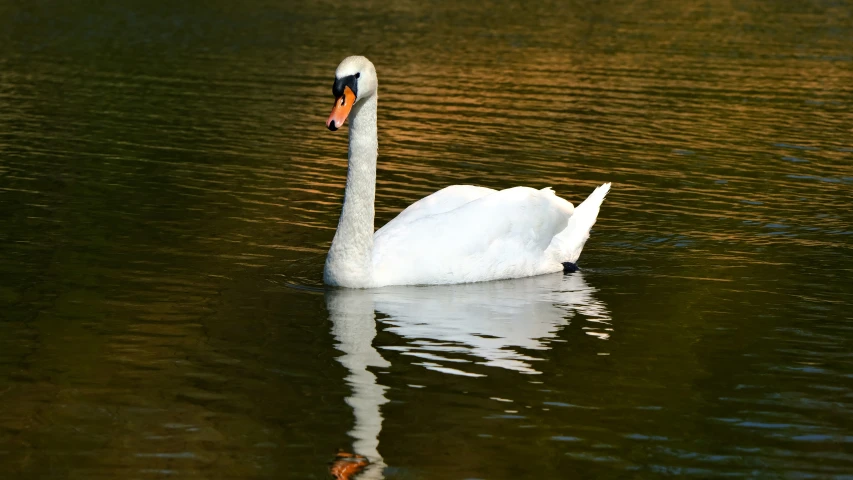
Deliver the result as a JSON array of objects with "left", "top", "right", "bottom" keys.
[{"left": 324, "top": 56, "right": 611, "bottom": 288}]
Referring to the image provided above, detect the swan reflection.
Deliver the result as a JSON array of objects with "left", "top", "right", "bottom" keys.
[{"left": 325, "top": 271, "right": 610, "bottom": 478}]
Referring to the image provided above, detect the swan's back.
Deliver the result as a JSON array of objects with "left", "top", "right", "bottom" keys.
[
  {"left": 374, "top": 184, "right": 495, "bottom": 235},
  {"left": 372, "top": 186, "right": 575, "bottom": 286}
]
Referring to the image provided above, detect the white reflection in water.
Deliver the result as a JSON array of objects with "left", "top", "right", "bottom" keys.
[
  {"left": 326, "top": 289, "right": 390, "bottom": 479},
  {"left": 325, "top": 272, "right": 611, "bottom": 477}
]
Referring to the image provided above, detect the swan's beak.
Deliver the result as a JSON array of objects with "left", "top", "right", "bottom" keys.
[{"left": 327, "top": 86, "right": 356, "bottom": 131}]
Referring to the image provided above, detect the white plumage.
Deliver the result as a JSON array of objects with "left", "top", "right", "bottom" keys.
[{"left": 323, "top": 56, "right": 611, "bottom": 288}]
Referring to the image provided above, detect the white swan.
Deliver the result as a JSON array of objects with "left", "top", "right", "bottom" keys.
[{"left": 324, "top": 56, "right": 611, "bottom": 288}]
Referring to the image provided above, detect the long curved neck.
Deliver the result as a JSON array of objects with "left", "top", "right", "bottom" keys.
[{"left": 325, "top": 95, "right": 378, "bottom": 287}]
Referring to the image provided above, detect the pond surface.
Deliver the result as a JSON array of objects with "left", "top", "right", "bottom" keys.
[{"left": 1, "top": 0, "right": 852, "bottom": 478}]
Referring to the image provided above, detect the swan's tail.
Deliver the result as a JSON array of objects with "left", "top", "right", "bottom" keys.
[{"left": 553, "top": 182, "right": 611, "bottom": 265}]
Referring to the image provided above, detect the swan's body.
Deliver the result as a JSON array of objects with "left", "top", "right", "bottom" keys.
[{"left": 324, "top": 56, "right": 611, "bottom": 288}]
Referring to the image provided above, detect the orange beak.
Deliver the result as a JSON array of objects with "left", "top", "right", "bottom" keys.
[{"left": 327, "top": 86, "right": 356, "bottom": 131}]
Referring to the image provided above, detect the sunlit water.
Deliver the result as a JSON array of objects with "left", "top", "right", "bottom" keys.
[{"left": 1, "top": 0, "right": 852, "bottom": 478}]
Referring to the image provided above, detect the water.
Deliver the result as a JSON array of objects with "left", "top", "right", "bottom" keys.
[{"left": 1, "top": 0, "right": 852, "bottom": 478}]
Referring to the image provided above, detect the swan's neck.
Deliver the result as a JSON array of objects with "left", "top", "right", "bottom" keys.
[{"left": 325, "top": 95, "right": 378, "bottom": 287}]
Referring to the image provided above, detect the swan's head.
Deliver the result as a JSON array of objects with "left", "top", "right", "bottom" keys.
[{"left": 326, "top": 56, "right": 377, "bottom": 131}]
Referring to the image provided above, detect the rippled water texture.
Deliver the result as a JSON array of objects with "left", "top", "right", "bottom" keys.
[{"left": 1, "top": 0, "right": 852, "bottom": 478}]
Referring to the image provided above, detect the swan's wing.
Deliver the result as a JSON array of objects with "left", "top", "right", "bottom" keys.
[
  {"left": 372, "top": 187, "right": 574, "bottom": 286},
  {"left": 375, "top": 185, "right": 496, "bottom": 236}
]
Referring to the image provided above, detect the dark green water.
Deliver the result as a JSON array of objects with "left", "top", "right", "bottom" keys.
[{"left": 2, "top": 0, "right": 852, "bottom": 478}]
